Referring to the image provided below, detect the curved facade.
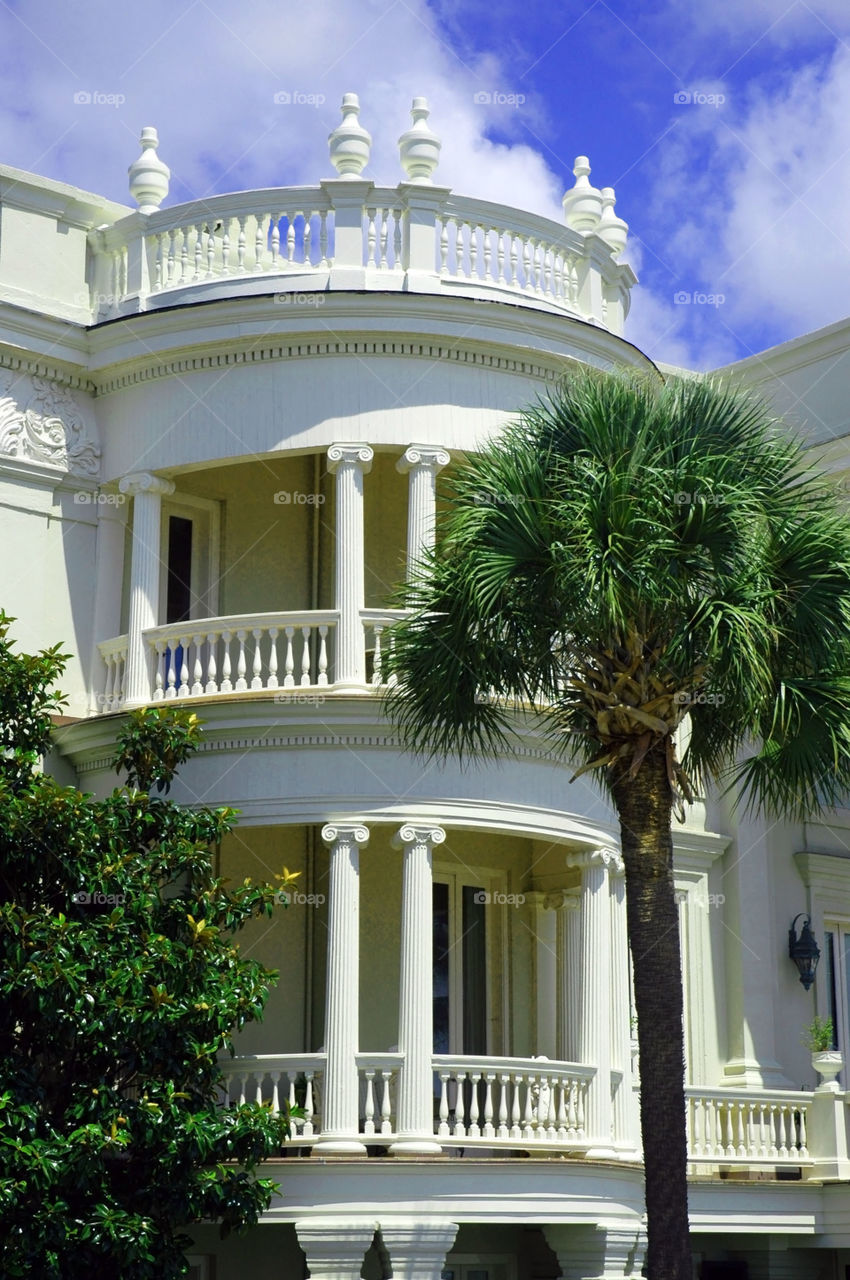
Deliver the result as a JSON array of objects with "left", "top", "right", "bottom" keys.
[{"left": 6, "top": 101, "right": 850, "bottom": 1279}]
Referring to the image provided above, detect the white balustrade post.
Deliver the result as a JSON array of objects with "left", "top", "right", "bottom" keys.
[
  {"left": 396, "top": 444, "right": 450, "bottom": 580},
  {"left": 90, "top": 497, "right": 128, "bottom": 713},
  {"left": 314, "top": 824, "right": 370, "bottom": 1155},
  {"left": 390, "top": 823, "right": 446, "bottom": 1155},
  {"left": 566, "top": 847, "right": 619, "bottom": 1156},
  {"left": 398, "top": 183, "right": 451, "bottom": 291},
  {"left": 321, "top": 180, "right": 374, "bottom": 290},
  {"left": 118, "top": 472, "right": 174, "bottom": 707},
  {"left": 556, "top": 892, "right": 582, "bottom": 1063},
  {"left": 294, "top": 1220, "right": 377, "bottom": 1280},
  {"left": 327, "top": 443, "right": 373, "bottom": 687},
  {"left": 378, "top": 1220, "right": 459, "bottom": 1280},
  {"left": 610, "top": 863, "right": 639, "bottom": 1155}
]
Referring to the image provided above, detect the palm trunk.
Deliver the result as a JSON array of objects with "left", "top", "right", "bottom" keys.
[{"left": 610, "top": 749, "right": 691, "bottom": 1280}]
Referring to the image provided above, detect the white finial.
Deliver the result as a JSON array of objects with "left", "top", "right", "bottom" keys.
[
  {"left": 328, "top": 92, "right": 372, "bottom": 179},
  {"left": 597, "top": 187, "right": 629, "bottom": 255},
  {"left": 128, "top": 126, "right": 170, "bottom": 214},
  {"left": 562, "top": 156, "right": 603, "bottom": 233},
  {"left": 398, "top": 96, "right": 441, "bottom": 184}
]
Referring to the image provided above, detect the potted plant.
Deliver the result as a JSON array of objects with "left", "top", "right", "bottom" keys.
[{"left": 803, "top": 1015, "right": 843, "bottom": 1088}]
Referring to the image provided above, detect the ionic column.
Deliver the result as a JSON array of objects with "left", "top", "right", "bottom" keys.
[
  {"left": 378, "top": 1220, "right": 459, "bottom": 1280},
  {"left": 566, "top": 847, "right": 619, "bottom": 1156},
  {"left": 396, "top": 444, "right": 450, "bottom": 579},
  {"left": 610, "top": 862, "right": 638, "bottom": 1154},
  {"left": 314, "top": 824, "right": 370, "bottom": 1155},
  {"left": 390, "top": 823, "right": 445, "bottom": 1155},
  {"left": 327, "top": 443, "right": 373, "bottom": 687},
  {"left": 556, "top": 892, "right": 582, "bottom": 1062},
  {"left": 294, "top": 1219, "right": 377, "bottom": 1280},
  {"left": 118, "top": 472, "right": 174, "bottom": 707},
  {"left": 90, "top": 497, "right": 128, "bottom": 712}
]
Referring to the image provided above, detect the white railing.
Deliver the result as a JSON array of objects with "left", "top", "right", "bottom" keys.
[
  {"left": 221, "top": 1053, "right": 324, "bottom": 1138},
  {"left": 432, "top": 1054, "right": 594, "bottom": 1147},
  {"left": 685, "top": 1087, "right": 812, "bottom": 1165},
  {"left": 89, "top": 183, "right": 633, "bottom": 333},
  {"left": 357, "top": 1052, "right": 403, "bottom": 1136},
  {"left": 362, "top": 608, "right": 405, "bottom": 686},
  {"left": 144, "top": 611, "right": 337, "bottom": 702},
  {"left": 97, "top": 634, "right": 128, "bottom": 712}
]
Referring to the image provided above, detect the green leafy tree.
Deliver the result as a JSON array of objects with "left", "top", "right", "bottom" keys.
[
  {"left": 0, "top": 619, "right": 298, "bottom": 1279},
  {"left": 386, "top": 370, "right": 850, "bottom": 1280}
]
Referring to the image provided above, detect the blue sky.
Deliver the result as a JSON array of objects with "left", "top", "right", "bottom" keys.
[{"left": 0, "top": 0, "right": 847, "bottom": 368}]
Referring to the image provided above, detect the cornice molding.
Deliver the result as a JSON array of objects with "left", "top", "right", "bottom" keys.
[{"left": 0, "top": 347, "right": 94, "bottom": 394}]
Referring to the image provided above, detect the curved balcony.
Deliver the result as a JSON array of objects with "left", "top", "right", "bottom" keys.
[{"left": 89, "top": 182, "right": 635, "bottom": 334}]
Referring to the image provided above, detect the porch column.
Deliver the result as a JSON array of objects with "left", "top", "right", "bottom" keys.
[
  {"left": 556, "top": 892, "right": 582, "bottom": 1062},
  {"left": 294, "top": 1220, "right": 377, "bottom": 1280},
  {"left": 327, "top": 443, "right": 373, "bottom": 687},
  {"left": 396, "top": 444, "right": 449, "bottom": 579},
  {"left": 378, "top": 1220, "right": 459, "bottom": 1280},
  {"left": 390, "top": 823, "right": 445, "bottom": 1155},
  {"left": 90, "top": 497, "right": 128, "bottom": 712},
  {"left": 566, "top": 847, "right": 619, "bottom": 1156},
  {"left": 313, "top": 823, "right": 370, "bottom": 1155},
  {"left": 118, "top": 471, "right": 174, "bottom": 707},
  {"left": 610, "top": 864, "right": 639, "bottom": 1155}
]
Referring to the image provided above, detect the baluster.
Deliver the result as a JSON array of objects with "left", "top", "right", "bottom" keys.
[
  {"left": 319, "top": 211, "right": 329, "bottom": 268},
  {"left": 116, "top": 653, "right": 127, "bottom": 709},
  {"left": 205, "top": 632, "right": 219, "bottom": 694},
  {"left": 534, "top": 240, "right": 545, "bottom": 293},
  {"left": 778, "top": 1106, "right": 789, "bottom": 1158},
  {"left": 380, "top": 1070, "right": 393, "bottom": 1134},
  {"left": 153, "top": 234, "right": 165, "bottom": 291},
  {"left": 509, "top": 233, "right": 518, "bottom": 286},
  {"left": 220, "top": 631, "right": 233, "bottom": 693},
  {"left": 221, "top": 217, "right": 231, "bottom": 273},
  {"left": 237, "top": 217, "right": 247, "bottom": 272},
  {"left": 193, "top": 223, "right": 204, "bottom": 281},
  {"left": 482, "top": 1073, "right": 495, "bottom": 1138},
  {"left": 164, "top": 644, "right": 176, "bottom": 699},
  {"left": 469, "top": 1072, "right": 481, "bottom": 1137},
  {"left": 454, "top": 1071, "right": 466, "bottom": 1137},
  {"left": 363, "top": 1069, "right": 376, "bottom": 1135},
  {"left": 179, "top": 227, "right": 191, "bottom": 283},
  {"left": 522, "top": 1074, "right": 534, "bottom": 1140},
  {"left": 566, "top": 1079, "right": 578, "bottom": 1137},
  {"left": 191, "top": 633, "right": 204, "bottom": 696},
  {"left": 438, "top": 1073, "right": 450, "bottom": 1137},
  {"left": 236, "top": 1072, "right": 248, "bottom": 1107},
  {"left": 165, "top": 228, "right": 177, "bottom": 285},
  {"left": 756, "top": 1102, "right": 767, "bottom": 1158},
  {"left": 270, "top": 214, "right": 281, "bottom": 268},
  {"left": 235, "top": 630, "right": 248, "bottom": 692},
  {"left": 283, "top": 626, "right": 296, "bottom": 687},
  {"left": 177, "top": 637, "right": 190, "bottom": 697},
  {"left": 372, "top": 625, "right": 383, "bottom": 686},
  {"left": 736, "top": 1100, "right": 747, "bottom": 1157},
  {"left": 254, "top": 214, "right": 267, "bottom": 271},
  {"left": 207, "top": 224, "right": 217, "bottom": 278},
  {"left": 393, "top": 208, "right": 402, "bottom": 268},
  {"left": 152, "top": 639, "right": 166, "bottom": 700},
  {"left": 523, "top": 238, "right": 533, "bottom": 291},
  {"left": 556, "top": 1079, "right": 568, "bottom": 1140},
  {"left": 495, "top": 229, "right": 506, "bottom": 283},
  {"left": 367, "top": 208, "right": 377, "bottom": 266},
  {"left": 379, "top": 209, "right": 389, "bottom": 268},
  {"left": 798, "top": 1105, "right": 808, "bottom": 1158},
  {"left": 287, "top": 218, "right": 296, "bottom": 263},
  {"left": 300, "top": 626, "right": 311, "bottom": 686},
  {"left": 439, "top": 217, "right": 449, "bottom": 275},
  {"left": 102, "top": 653, "right": 115, "bottom": 711},
  {"left": 267, "top": 627, "right": 279, "bottom": 689},
  {"left": 510, "top": 1073, "right": 522, "bottom": 1139},
  {"left": 386, "top": 631, "right": 398, "bottom": 687},
  {"left": 288, "top": 1075, "right": 297, "bottom": 1121},
  {"left": 317, "top": 625, "right": 329, "bottom": 685},
  {"left": 268, "top": 1070, "right": 280, "bottom": 1114},
  {"left": 299, "top": 213, "right": 309, "bottom": 266},
  {"left": 544, "top": 1073, "right": 557, "bottom": 1139},
  {"left": 469, "top": 223, "right": 478, "bottom": 278},
  {"left": 497, "top": 1073, "right": 509, "bottom": 1138},
  {"left": 303, "top": 1073, "right": 314, "bottom": 1136},
  {"left": 251, "top": 628, "right": 264, "bottom": 689},
  {"left": 482, "top": 226, "right": 492, "bottom": 281}
]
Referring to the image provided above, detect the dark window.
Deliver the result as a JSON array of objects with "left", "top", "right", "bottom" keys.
[
  {"left": 826, "top": 930, "right": 839, "bottom": 1048},
  {"left": 462, "top": 885, "right": 487, "bottom": 1055},
  {"left": 166, "top": 516, "right": 193, "bottom": 624},
  {"left": 433, "top": 882, "right": 450, "bottom": 1054}
]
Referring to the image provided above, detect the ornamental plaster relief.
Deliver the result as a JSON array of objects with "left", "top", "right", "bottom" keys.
[{"left": 0, "top": 372, "right": 100, "bottom": 476}]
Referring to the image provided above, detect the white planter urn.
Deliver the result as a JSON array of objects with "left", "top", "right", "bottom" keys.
[
  {"left": 128, "top": 127, "right": 170, "bottom": 214},
  {"left": 812, "top": 1049, "right": 844, "bottom": 1091},
  {"left": 398, "top": 97, "right": 441, "bottom": 184},
  {"left": 328, "top": 92, "right": 372, "bottom": 178}
]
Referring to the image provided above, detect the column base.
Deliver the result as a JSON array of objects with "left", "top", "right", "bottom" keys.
[
  {"left": 388, "top": 1135, "right": 444, "bottom": 1156},
  {"left": 584, "top": 1143, "right": 618, "bottom": 1159},
  {"left": 311, "top": 1136, "right": 369, "bottom": 1156}
]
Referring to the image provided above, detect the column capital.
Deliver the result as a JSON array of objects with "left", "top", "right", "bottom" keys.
[
  {"left": 396, "top": 444, "right": 450, "bottom": 475},
  {"left": 392, "top": 822, "right": 446, "bottom": 849},
  {"left": 118, "top": 471, "right": 175, "bottom": 498},
  {"left": 566, "top": 845, "right": 624, "bottom": 875},
  {"left": 327, "top": 442, "right": 374, "bottom": 474},
  {"left": 294, "top": 1219, "right": 377, "bottom": 1277},
  {"left": 322, "top": 823, "right": 370, "bottom": 848},
  {"left": 378, "top": 1219, "right": 459, "bottom": 1275}
]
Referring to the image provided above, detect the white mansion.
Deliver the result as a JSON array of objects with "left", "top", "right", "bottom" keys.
[{"left": 3, "top": 94, "right": 850, "bottom": 1280}]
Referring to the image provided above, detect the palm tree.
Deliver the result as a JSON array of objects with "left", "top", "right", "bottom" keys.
[{"left": 385, "top": 368, "right": 850, "bottom": 1280}]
